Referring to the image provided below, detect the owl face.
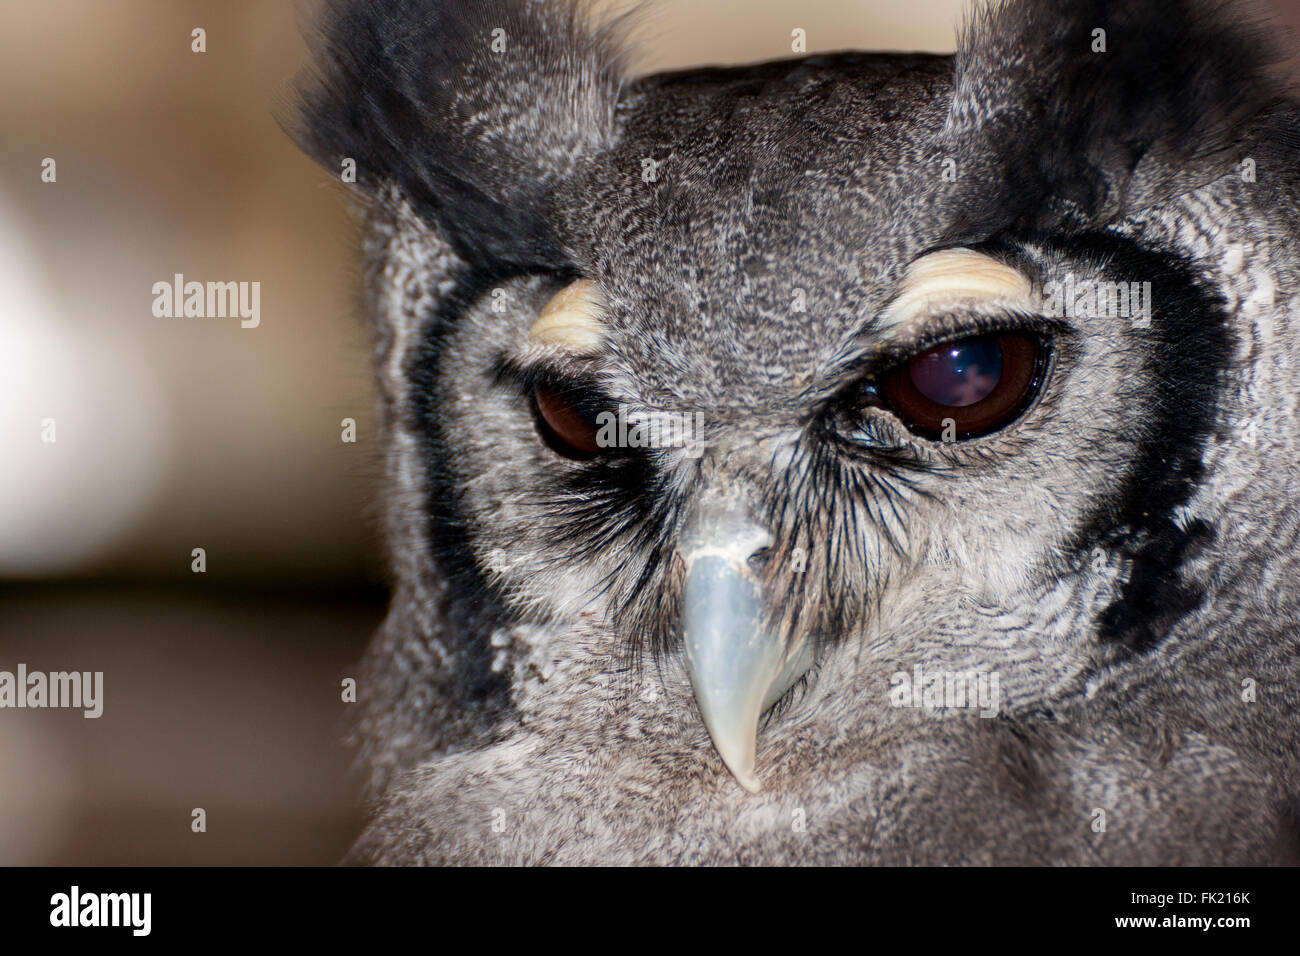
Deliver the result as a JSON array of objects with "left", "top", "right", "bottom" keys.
[
  {"left": 420, "top": 56, "right": 1233, "bottom": 788},
  {"left": 299, "top": 0, "right": 1300, "bottom": 861}
]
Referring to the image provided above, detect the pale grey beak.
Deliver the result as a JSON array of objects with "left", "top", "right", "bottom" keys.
[{"left": 679, "top": 497, "right": 813, "bottom": 793}]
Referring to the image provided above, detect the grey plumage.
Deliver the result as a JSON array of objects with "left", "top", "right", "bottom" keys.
[{"left": 296, "top": 0, "right": 1300, "bottom": 864}]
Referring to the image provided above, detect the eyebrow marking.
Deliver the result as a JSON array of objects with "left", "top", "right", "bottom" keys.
[
  {"left": 528, "top": 279, "right": 608, "bottom": 353},
  {"left": 876, "top": 248, "right": 1035, "bottom": 337}
]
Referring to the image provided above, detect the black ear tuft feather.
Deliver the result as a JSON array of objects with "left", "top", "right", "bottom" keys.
[
  {"left": 294, "top": 0, "right": 634, "bottom": 271},
  {"left": 947, "top": 0, "right": 1294, "bottom": 232}
]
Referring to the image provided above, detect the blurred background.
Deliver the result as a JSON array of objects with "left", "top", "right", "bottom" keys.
[{"left": 0, "top": 0, "right": 1296, "bottom": 865}]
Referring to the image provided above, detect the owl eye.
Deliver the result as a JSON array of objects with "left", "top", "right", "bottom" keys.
[
  {"left": 532, "top": 385, "right": 605, "bottom": 459},
  {"left": 877, "top": 332, "right": 1047, "bottom": 440}
]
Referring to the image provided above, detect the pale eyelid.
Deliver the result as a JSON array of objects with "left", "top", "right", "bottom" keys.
[
  {"left": 875, "top": 248, "right": 1039, "bottom": 341},
  {"left": 527, "top": 279, "right": 609, "bottom": 353}
]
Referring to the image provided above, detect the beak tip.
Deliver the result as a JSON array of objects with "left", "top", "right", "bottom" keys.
[{"left": 713, "top": 739, "right": 763, "bottom": 793}]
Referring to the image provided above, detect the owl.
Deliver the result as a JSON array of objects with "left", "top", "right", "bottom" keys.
[{"left": 296, "top": 0, "right": 1300, "bottom": 864}]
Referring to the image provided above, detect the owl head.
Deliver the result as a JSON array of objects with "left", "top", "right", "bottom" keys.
[{"left": 297, "top": 0, "right": 1300, "bottom": 862}]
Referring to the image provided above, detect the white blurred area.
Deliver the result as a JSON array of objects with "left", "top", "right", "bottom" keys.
[
  {"left": 0, "top": 195, "right": 169, "bottom": 574},
  {"left": 0, "top": 0, "right": 376, "bottom": 585}
]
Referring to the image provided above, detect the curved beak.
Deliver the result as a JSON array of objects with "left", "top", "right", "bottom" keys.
[{"left": 679, "top": 499, "right": 813, "bottom": 793}]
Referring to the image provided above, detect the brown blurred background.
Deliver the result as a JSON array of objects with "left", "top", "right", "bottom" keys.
[{"left": 0, "top": 0, "right": 1295, "bottom": 865}]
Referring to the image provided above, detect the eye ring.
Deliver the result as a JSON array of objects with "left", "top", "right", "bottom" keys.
[
  {"left": 531, "top": 385, "right": 605, "bottom": 459},
  {"left": 877, "top": 332, "right": 1049, "bottom": 441}
]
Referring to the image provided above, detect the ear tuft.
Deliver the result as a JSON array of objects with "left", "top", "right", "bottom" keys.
[
  {"left": 947, "top": 0, "right": 1294, "bottom": 230},
  {"left": 294, "top": 0, "right": 635, "bottom": 270}
]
